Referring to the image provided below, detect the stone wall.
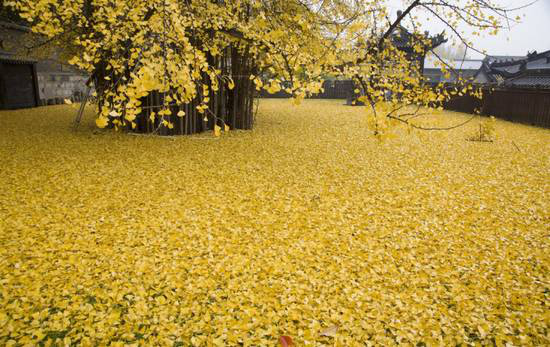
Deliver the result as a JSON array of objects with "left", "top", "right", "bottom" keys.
[{"left": 36, "top": 71, "right": 88, "bottom": 105}]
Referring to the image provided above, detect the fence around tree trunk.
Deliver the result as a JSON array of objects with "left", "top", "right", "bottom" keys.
[
  {"left": 98, "top": 46, "right": 256, "bottom": 136},
  {"left": 443, "top": 87, "right": 550, "bottom": 129}
]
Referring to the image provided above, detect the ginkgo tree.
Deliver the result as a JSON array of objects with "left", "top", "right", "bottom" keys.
[{"left": 7, "top": 0, "right": 525, "bottom": 137}]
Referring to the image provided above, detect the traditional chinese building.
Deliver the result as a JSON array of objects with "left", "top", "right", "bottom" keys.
[
  {"left": 347, "top": 12, "right": 446, "bottom": 105},
  {"left": 0, "top": 53, "right": 40, "bottom": 109},
  {"left": 0, "top": 20, "right": 88, "bottom": 109},
  {"left": 389, "top": 13, "right": 447, "bottom": 74},
  {"left": 474, "top": 55, "right": 526, "bottom": 84},
  {"left": 423, "top": 57, "right": 483, "bottom": 84},
  {"left": 475, "top": 50, "right": 550, "bottom": 89}
]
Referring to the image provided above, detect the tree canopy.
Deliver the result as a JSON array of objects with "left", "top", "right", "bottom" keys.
[{"left": 7, "top": 0, "right": 524, "bottom": 136}]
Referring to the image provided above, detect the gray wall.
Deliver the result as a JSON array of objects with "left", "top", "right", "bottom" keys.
[
  {"left": 1, "top": 22, "right": 89, "bottom": 105},
  {"left": 36, "top": 71, "right": 88, "bottom": 103}
]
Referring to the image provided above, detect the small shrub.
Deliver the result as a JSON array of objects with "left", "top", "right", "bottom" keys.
[{"left": 468, "top": 116, "right": 496, "bottom": 142}]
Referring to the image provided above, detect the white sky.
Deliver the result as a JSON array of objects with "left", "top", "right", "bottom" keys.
[{"left": 387, "top": 0, "right": 550, "bottom": 58}]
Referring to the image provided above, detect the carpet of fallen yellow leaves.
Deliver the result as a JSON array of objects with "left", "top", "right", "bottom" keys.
[{"left": 0, "top": 100, "right": 549, "bottom": 346}]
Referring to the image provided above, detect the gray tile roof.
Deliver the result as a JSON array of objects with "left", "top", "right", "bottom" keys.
[
  {"left": 0, "top": 21, "right": 30, "bottom": 33},
  {"left": 0, "top": 53, "right": 36, "bottom": 64},
  {"left": 390, "top": 26, "right": 446, "bottom": 51},
  {"left": 424, "top": 56, "right": 482, "bottom": 70},
  {"left": 505, "top": 73, "right": 550, "bottom": 89},
  {"left": 478, "top": 50, "right": 550, "bottom": 88},
  {"left": 485, "top": 55, "right": 526, "bottom": 64},
  {"left": 492, "top": 64, "right": 522, "bottom": 75},
  {"left": 526, "top": 57, "right": 550, "bottom": 70}
]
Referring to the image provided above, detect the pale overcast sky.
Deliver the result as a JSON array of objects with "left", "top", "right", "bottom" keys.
[{"left": 387, "top": 0, "right": 550, "bottom": 58}]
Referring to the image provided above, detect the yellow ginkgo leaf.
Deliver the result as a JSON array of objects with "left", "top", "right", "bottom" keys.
[
  {"left": 0, "top": 100, "right": 548, "bottom": 346},
  {"left": 95, "top": 116, "right": 108, "bottom": 128},
  {"left": 177, "top": 110, "right": 186, "bottom": 117},
  {"left": 320, "top": 325, "right": 338, "bottom": 337}
]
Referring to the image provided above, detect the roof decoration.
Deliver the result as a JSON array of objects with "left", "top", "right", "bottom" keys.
[{"left": 390, "top": 12, "right": 446, "bottom": 53}]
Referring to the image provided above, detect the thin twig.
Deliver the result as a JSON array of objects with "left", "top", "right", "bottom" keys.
[{"left": 387, "top": 113, "right": 477, "bottom": 131}]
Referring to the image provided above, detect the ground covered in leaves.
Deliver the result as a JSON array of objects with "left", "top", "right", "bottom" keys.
[{"left": 0, "top": 100, "right": 549, "bottom": 346}]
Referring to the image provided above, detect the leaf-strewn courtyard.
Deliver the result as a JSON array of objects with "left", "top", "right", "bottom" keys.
[{"left": 0, "top": 99, "right": 548, "bottom": 346}]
